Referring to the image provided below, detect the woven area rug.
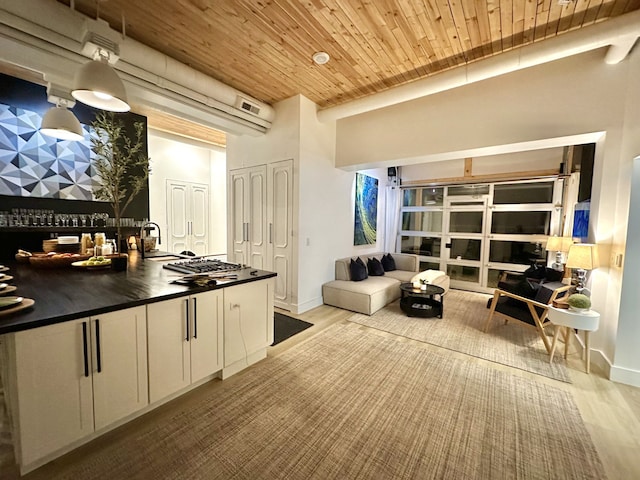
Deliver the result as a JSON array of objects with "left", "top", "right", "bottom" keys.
[
  {"left": 347, "top": 289, "right": 571, "bottom": 382},
  {"left": 31, "top": 322, "right": 605, "bottom": 480}
]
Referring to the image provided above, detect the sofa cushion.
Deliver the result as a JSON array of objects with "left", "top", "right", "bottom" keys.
[
  {"left": 322, "top": 277, "right": 401, "bottom": 315},
  {"left": 367, "top": 257, "right": 385, "bottom": 276},
  {"left": 350, "top": 258, "right": 368, "bottom": 281},
  {"left": 384, "top": 270, "right": 418, "bottom": 283},
  {"left": 381, "top": 253, "right": 396, "bottom": 271}
]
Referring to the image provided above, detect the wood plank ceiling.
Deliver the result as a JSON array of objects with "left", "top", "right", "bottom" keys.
[{"left": 53, "top": 0, "right": 640, "bottom": 143}]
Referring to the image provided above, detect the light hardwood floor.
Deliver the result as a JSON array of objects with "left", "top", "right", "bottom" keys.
[{"left": 2, "top": 303, "right": 639, "bottom": 479}]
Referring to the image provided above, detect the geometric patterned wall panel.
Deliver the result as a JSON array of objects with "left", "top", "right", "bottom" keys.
[{"left": 0, "top": 102, "right": 102, "bottom": 201}]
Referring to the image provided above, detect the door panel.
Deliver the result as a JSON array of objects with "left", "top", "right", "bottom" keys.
[
  {"left": 249, "top": 168, "right": 266, "bottom": 268},
  {"left": 268, "top": 160, "right": 293, "bottom": 309},
  {"left": 190, "top": 184, "right": 209, "bottom": 255},
  {"left": 230, "top": 173, "right": 247, "bottom": 265},
  {"left": 91, "top": 307, "right": 148, "bottom": 430},
  {"left": 167, "top": 181, "right": 188, "bottom": 254}
]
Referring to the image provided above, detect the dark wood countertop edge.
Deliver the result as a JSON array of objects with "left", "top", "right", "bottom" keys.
[{"left": 0, "top": 272, "right": 276, "bottom": 336}]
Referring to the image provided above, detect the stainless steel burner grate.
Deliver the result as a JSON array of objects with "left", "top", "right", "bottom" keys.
[{"left": 163, "top": 258, "right": 242, "bottom": 274}]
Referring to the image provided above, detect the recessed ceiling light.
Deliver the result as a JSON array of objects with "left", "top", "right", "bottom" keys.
[{"left": 312, "top": 51, "right": 330, "bottom": 65}]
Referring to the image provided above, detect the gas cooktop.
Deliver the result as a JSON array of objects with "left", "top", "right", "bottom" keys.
[{"left": 162, "top": 258, "right": 243, "bottom": 275}]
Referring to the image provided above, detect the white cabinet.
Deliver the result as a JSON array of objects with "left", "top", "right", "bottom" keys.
[
  {"left": 223, "top": 278, "right": 274, "bottom": 378},
  {"left": 147, "top": 290, "right": 223, "bottom": 403},
  {"left": 166, "top": 180, "right": 209, "bottom": 256},
  {"left": 229, "top": 166, "right": 267, "bottom": 267},
  {"left": 229, "top": 160, "right": 294, "bottom": 310},
  {"left": 6, "top": 307, "right": 147, "bottom": 468},
  {"left": 267, "top": 160, "right": 293, "bottom": 309}
]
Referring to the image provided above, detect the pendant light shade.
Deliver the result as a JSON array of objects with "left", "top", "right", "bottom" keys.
[
  {"left": 72, "top": 57, "right": 130, "bottom": 112},
  {"left": 40, "top": 104, "right": 84, "bottom": 142}
]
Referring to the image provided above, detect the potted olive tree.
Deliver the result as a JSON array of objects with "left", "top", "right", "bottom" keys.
[{"left": 91, "top": 111, "right": 150, "bottom": 268}]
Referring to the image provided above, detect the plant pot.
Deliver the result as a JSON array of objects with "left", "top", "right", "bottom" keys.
[{"left": 110, "top": 254, "right": 128, "bottom": 272}]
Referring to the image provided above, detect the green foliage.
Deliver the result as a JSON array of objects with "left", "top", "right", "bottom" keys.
[
  {"left": 567, "top": 293, "right": 591, "bottom": 309},
  {"left": 91, "top": 112, "right": 150, "bottom": 244}
]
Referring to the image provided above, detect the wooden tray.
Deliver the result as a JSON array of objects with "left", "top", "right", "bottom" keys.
[
  {"left": 0, "top": 298, "right": 34, "bottom": 317},
  {"left": 29, "top": 254, "right": 91, "bottom": 269}
]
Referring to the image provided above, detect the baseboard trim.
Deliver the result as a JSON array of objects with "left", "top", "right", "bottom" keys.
[
  {"left": 292, "top": 297, "right": 324, "bottom": 315},
  {"left": 610, "top": 364, "right": 640, "bottom": 387}
]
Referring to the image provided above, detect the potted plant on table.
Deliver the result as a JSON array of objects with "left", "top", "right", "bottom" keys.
[
  {"left": 567, "top": 293, "right": 591, "bottom": 312},
  {"left": 91, "top": 112, "right": 150, "bottom": 269}
]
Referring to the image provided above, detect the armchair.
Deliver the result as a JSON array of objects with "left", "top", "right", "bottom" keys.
[{"left": 484, "top": 279, "right": 571, "bottom": 353}]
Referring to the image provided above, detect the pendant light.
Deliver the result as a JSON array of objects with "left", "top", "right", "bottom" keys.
[
  {"left": 40, "top": 85, "right": 84, "bottom": 142},
  {"left": 72, "top": 49, "right": 130, "bottom": 112}
]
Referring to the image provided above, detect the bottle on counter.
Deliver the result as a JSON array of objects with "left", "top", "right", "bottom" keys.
[
  {"left": 101, "top": 242, "right": 113, "bottom": 256},
  {"left": 80, "top": 233, "right": 93, "bottom": 255},
  {"left": 94, "top": 232, "right": 106, "bottom": 247}
]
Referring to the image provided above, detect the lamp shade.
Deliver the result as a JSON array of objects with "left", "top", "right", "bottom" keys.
[
  {"left": 72, "top": 58, "right": 130, "bottom": 112},
  {"left": 40, "top": 106, "right": 84, "bottom": 141},
  {"left": 546, "top": 236, "right": 573, "bottom": 253},
  {"left": 566, "top": 243, "right": 599, "bottom": 270}
]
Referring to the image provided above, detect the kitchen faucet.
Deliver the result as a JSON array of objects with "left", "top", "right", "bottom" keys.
[{"left": 140, "top": 222, "right": 161, "bottom": 258}]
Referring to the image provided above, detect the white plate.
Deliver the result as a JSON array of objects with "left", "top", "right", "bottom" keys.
[
  {"left": 0, "top": 296, "right": 22, "bottom": 309},
  {"left": 0, "top": 283, "right": 7, "bottom": 290},
  {"left": 72, "top": 260, "right": 111, "bottom": 269}
]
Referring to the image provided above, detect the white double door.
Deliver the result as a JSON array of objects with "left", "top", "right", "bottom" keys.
[
  {"left": 229, "top": 159, "right": 293, "bottom": 310},
  {"left": 166, "top": 180, "right": 209, "bottom": 256}
]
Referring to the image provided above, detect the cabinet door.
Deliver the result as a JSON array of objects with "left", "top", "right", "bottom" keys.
[
  {"left": 267, "top": 160, "right": 293, "bottom": 309},
  {"left": 189, "top": 290, "right": 223, "bottom": 383},
  {"left": 90, "top": 306, "right": 148, "bottom": 430},
  {"left": 229, "top": 170, "right": 248, "bottom": 265},
  {"left": 248, "top": 166, "right": 267, "bottom": 269},
  {"left": 13, "top": 319, "right": 94, "bottom": 466},
  {"left": 167, "top": 180, "right": 189, "bottom": 254},
  {"left": 147, "top": 298, "right": 191, "bottom": 403},
  {"left": 190, "top": 183, "right": 209, "bottom": 256},
  {"left": 224, "top": 281, "right": 270, "bottom": 367}
]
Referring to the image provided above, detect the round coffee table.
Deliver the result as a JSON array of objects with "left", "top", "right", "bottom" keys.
[{"left": 399, "top": 283, "right": 445, "bottom": 318}]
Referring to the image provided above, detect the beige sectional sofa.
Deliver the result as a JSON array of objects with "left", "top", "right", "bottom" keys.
[{"left": 322, "top": 252, "right": 449, "bottom": 315}]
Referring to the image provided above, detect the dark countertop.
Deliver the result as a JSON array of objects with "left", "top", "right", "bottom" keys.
[{"left": 0, "top": 252, "right": 276, "bottom": 335}]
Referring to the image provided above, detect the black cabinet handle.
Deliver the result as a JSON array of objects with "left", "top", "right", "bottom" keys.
[
  {"left": 193, "top": 297, "right": 197, "bottom": 339},
  {"left": 95, "top": 319, "right": 102, "bottom": 373},
  {"left": 82, "top": 322, "right": 89, "bottom": 378},
  {"left": 185, "top": 299, "right": 190, "bottom": 341}
]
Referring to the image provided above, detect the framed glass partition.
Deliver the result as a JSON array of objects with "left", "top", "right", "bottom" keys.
[{"left": 398, "top": 178, "right": 563, "bottom": 293}]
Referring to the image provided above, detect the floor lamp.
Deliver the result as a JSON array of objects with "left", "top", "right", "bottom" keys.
[{"left": 565, "top": 243, "right": 599, "bottom": 295}]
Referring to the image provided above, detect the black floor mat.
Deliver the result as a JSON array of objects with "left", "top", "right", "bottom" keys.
[{"left": 272, "top": 312, "right": 313, "bottom": 345}]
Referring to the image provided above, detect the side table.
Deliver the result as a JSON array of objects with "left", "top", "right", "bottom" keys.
[
  {"left": 399, "top": 283, "right": 445, "bottom": 318},
  {"left": 547, "top": 306, "right": 600, "bottom": 374}
]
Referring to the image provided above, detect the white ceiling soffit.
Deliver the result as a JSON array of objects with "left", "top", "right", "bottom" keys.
[
  {"left": 0, "top": 0, "right": 275, "bottom": 137},
  {"left": 318, "top": 9, "right": 640, "bottom": 123}
]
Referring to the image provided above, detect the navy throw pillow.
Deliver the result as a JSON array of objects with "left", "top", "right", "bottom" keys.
[
  {"left": 381, "top": 253, "right": 396, "bottom": 272},
  {"left": 367, "top": 257, "right": 385, "bottom": 276},
  {"left": 350, "top": 258, "right": 368, "bottom": 281}
]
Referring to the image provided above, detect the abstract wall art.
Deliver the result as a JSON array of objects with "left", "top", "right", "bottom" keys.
[
  {"left": 354, "top": 172, "right": 378, "bottom": 245},
  {"left": 0, "top": 102, "right": 99, "bottom": 201}
]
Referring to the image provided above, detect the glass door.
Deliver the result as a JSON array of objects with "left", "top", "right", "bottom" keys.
[{"left": 443, "top": 185, "right": 489, "bottom": 291}]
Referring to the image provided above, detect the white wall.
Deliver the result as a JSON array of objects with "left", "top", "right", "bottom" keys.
[
  {"left": 227, "top": 95, "right": 389, "bottom": 313},
  {"left": 400, "top": 147, "right": 565, "bottom": 182},
  {"left": 333, "top": 48, "right": 640, "bottom": 385},
  {"left": 148, "top": 131, "right": 227, "bottom": 255}
]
